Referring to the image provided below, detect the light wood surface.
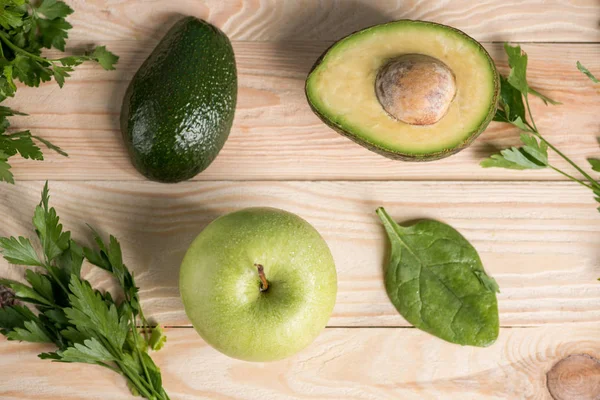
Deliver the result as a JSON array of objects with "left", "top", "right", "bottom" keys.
[
  {"left": 5, "top": 42, "right": 600, "bottom": 181},
  {"left": 2, "top": 324, "right": 600, "bottom": 399},
  {"left": 63, "top": 0, "right": 600, "bottom": 42},
  {"left": 1, "top": 181, "right": 599, "bottom": 328},
  {"left": 547, "top": 354, "right": 600, "bottom": 400},
  {"left": 1, "top": 1, "right": 600, "bottom": 399}
]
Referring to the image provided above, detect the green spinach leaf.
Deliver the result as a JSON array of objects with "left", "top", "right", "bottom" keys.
[{"left": 377, "top": 207, "right": 499, "bottom": 347}]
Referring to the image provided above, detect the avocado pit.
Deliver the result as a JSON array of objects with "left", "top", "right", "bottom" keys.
[{"left": 375, "top": 54, "right": 457, "bottom": 125}]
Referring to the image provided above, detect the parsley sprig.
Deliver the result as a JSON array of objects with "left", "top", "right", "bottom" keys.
[
  {"left": 482, "top": 43, "right": 600, "bottom": 212},
  {"left": 0, "top": 183, "right": 169, "bottom": 399},
  {"left": 0, "top": 0, "right": 118, "bottom": 183}
]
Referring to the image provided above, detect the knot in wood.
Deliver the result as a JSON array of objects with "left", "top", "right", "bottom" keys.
[{"left": 547, "top": 354, "right": 600, "bottom": 400}]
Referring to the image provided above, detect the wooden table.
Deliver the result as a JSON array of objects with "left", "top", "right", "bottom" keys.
[{"left": 2, "top": 1, "right": 600, "bottom": 399}]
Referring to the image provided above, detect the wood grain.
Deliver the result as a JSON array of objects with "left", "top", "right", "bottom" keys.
[
  {"left": 2, "top": 323, "right": 600, "bottom": 399},
  {"left": 2, "top": 1, "right": 600, "bottom": 398},
  {"left": 5, "top": 43, "right": 600, "bottom": 182},
  {"left": 1, "top": 181, "right": 598, "bottom": 328},
  {"left": 547, "top": 354, "right": 600, "bottom": 400},
  {"left": 63, "top": 0, "right": 600, "bottom": 42}
]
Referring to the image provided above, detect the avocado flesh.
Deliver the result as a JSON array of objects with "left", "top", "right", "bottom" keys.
[
  {"left": 121, "top": 17, "right": 237, "bottom": 183},
  {"left": 306, "top": 20, "right": 499, "bottom": 160}
]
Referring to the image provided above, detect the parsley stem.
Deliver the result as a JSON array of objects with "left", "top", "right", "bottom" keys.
[
  {"left": 523, "top": 93, "right": 600, "bottom": 190},
  {"left": 102, "top": 334, "right": 164, "bottom": 400},
  {"left": 96, "top": 336, "right": 151, "bottom": 397},
  {"left": 98, "top": 363, "right": 147, "bottom": 397},
  {"left": 536, "top": 133, "right": 600, "bottom": 189},
  {"left": 0, "top": 32, "right": 87, "bottom": 66},
  {"left": 524, "top": 93, "right": 599, "bottom": 189},
  {"left": 121, "top": 278, "right": 155, "bottom": 394},
  {"left": 5, "top": 131, "right": 31, "bottom": 138},
  {"left": 549, "top": 165, "right": 593, "bottom": 189},
  {"left": 43, "top": 263, "right": 70, "bottom": 294},
  {"left": 117, "top": 355, "right": 164, "bottom": 399},
  {"left": 97, "top": 361, "right": 122, "bottom": 375},
  {"left": 130, "top": 313, "right": 156, "bottom": 394},
  {"left": 0, "top": 32, "right": 52, "bottom": 65},
  {"left": 138, "top": 306, "right": 150, "bottom": 343},
  {"left": 118, "top": 364, "right": 155, "bottom": 399},
  {"left": 524, "top": 95, "right": 539, "bottom": 132}
]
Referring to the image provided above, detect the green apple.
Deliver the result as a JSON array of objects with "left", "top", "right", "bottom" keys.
[{"left": 179, "top": 207, "right": 338, "bottom": 362}]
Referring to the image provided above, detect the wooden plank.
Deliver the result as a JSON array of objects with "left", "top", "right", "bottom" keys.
[
  {"left": 1, "top": 181, "right": 598, "bottom": 327},
  {"left": 5, "top": 43, "right": 600, "bottom": 182},
  {"left": 63, "top": 0, "right": 600, "bottom": 42},
  {"left": 1, "top": 323, "right": 600, "bottom": 399}
]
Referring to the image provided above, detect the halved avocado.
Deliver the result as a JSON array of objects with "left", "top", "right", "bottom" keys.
[{"left": 305, "top": 20, "right": 499, "bottom": 161}]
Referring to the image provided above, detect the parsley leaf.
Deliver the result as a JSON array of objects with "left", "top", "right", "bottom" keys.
[
  {"left": 89, "top": 46, "right": 119, "bottom": 70},
  {"left": 141, "top": 352, "right": 163, "bottom": 390},
  {"left": 7, "top": 320, "right": 52, "bottom": 342},
  {"left": 84, "top": 230, "right": 139, "bottom": 315},
  {"left": 504, "top": 43, "right": 560, "bottom": 106},
  {"left": 25, "top": 269, "right": 54, "bottom": 301},
  {"left": 54, "top": 240, "right": 83, "bottom": 280},
  {"left": 34, "top": 0, "right": 73, "bottom": 20},
  {"left": 59, "top": 338, "right": 115, "bottom": 363},
  {"left": 528, "top": 87, "right": 561, "bottom": 106},
  {"left": 65, "top": 276, "right": 128, "bottom": 350},
  {"left": 1, "top": 65, "right": 17, "bottom": 98},
  {"left": 57, "top": 56, "right": 84, "bottom": 67},
  {"left": 0, "top": 304, "right": 37, "bottom": 335},
  {"left": 36, "top": 17, "right": 72, "bottom": 51},
  {"left": 0, "top": 235, "right": 42, "bottom": 266},
  {"left": 1, "top": 131, "right": 44, "bottom": 160},
  {"left": 11, "top": 55, "right": 52, "bottom": 87},
  {"left": 0, "top": 106, "right": 26, "bottom": 117},
  {"left": 482, "top": 133, "right": 548, "bottom": 170},
  {"left": 51, "top": 64, "right": 71, "bottom": 87},
  {"left": 0, "top": 279, "right": 53, "bottom": 306},
  {"left": 577, "top": 61, "right": 599, "bottom": 83},
  {"left": 494, "top": 75, "right": 526, "bottom": 123},
  {"left": 588, "top": 158, "right": 600, "bottom": 172},
  {"left": 33, "top": 182, "right": 70, "bottom": 262},
  {"left": 0, "top": 151, "right": 13, "bottom": 183},
  {"left": 0, "top": 3, "right": 24, "bottom": 30},
  {"left": 519, "top": 133, "right": 549, "bottom": 166},
  {"left": 510, "top": 116, "right": 532, "bottom": 132},
  {"left": 0, "top": 183, "right": 169, "bottom": 399},
  {"left": 149, "top": 326, "right": 167, "bottom": 351},
  {"left": 505, "top": 43, "right": 529, "bottom": 94},
  {"left": 0, "top": 0, "right": 118, "bottom": 183},
  {"left": 484, "top": 44, "right": 600, "bottom": 214},
  {"left": 481, "top": 148, "right": 540, "bottom": 170},
  {"left": 32, "top": 135, "right": 67, "bottom": 156}
]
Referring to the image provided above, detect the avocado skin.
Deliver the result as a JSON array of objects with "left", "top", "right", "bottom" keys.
[
  {"left": 305, "top": 20, "right": 500, "bottom": 162},
  {"left": 121, "top": 17, "right": 237, "bottom": 182}
]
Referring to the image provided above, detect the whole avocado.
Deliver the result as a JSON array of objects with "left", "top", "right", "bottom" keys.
[{"left": 121, "top": 17, "right": 237, "bottom": 183}]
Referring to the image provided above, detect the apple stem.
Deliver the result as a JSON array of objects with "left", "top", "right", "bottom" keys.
[{"left": 255, "top": 264, "right": 269, "bottom": 292}]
